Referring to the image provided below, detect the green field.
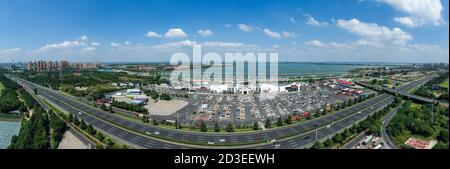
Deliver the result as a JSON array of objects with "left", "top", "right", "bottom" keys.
[
  {"left": 439, "top": 78, "right": 449, "bottom": 89},
  {"left": 0, "top": 81, "right": 4, "bottom": 93}
]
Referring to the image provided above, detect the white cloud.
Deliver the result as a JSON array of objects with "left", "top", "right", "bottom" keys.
[
  {"left": 379, "top": 0, "right": 444, "bottom": 27},
  {"left": 152, "top": 40, "right": 198, "bottom": 48},
  {"left": 164, "top": 28, "right": 188, "bottom": 38},
  {"left": 150, "top": 40, "right": 257, "bottom": 49},
  {"left": 82, "top": 47, "right": 95, "bottom": 52},
  {"left": 290, "top": 17, "right": 296, "bottom": 23},
  {"left": 262, "top": 29, "right": 295, "bottom": 38},
  {"left": 305, "top": 40, "right": 325, "bottom": 47},
  {"left": 306, "top": 14, "right": 329, "bottom": 27},
  {"left": 337, "top": 18, "right": 412, "bottom": 46},
  {"left": 202, "top": 41, "right": 247, "bottom": 48},
  {"left": 91, "top": 42, "right": 100, "bottom": 46},
  {"left": 282, "top": 31, "right": 296, "bottom": 38},
  {"left": 198, "top": 29, "right": 213, "bottom": 37},
  {"left": 1, "top": 48, "right": 22, "bottom": 53},
  {"left": 110, "top": 42, "right": 121, "bottom": 47},
  {"left": 145, "top": 31, "right": 162, "bottom": 38},
  {"left": 263, "top": 28, "right": 282, "bottom": 38},
  {"left": 124, "top": 41, "right": 132, "bottom": 45},
  {"left": 393, "top": 17, "right": 417, "bottom": 28},
  {"left": 79, "top": 35, "right": 89, "bottom": 41},
  {"left": 238, "top": 24, "right": 254, "bottom": 32},
  {"left": 39, "top": 40, "right": 88, "bottom": 51}
]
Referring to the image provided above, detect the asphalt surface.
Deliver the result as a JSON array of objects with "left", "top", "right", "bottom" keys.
[
  {"left": 381, "top": 105, "right": 401, "bottom": 149},
  {"left": 7, "top": 74, "right": 431, "bottom": 149},
  {"left": 35, "top": 84, "right": 392, "bottom": 146}
]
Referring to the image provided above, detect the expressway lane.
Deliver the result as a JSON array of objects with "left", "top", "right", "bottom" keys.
[
  {"left": 381, "top": 104, "right": 402, "bottom": 149},
  {"left": 257, "top": 95, "right": 395, "bottom": 149},
  {"left": 32, "top": 80, "right": 392, "bottom": 146},
  {"left": 9, "top": 74, "right": 425, "bottom": 149}
]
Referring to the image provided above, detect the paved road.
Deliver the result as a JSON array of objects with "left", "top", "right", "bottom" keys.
[
  {"left": 381, "top": 104, "right": 402, "bottom": 149},
  {"left": 340, "top": 131, "right": 367, "bottom": 149},
  {"left": 7, "top": 74, "right": 432, "bottom": 149},
  {"left": 256, "top": 95, "right": 394, "bottom": 149},
  {"left": 12, "top": 76, "right": 393, "bottom": 147}
]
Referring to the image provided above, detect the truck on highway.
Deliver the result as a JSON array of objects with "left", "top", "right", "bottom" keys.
[
  {"left": 362, "top": 135, "right": 373, "bottom": 145},
  {"left": 371, "top": 137, "right": 382, "bottom": 148},
  {"left": 372, "top": 144, "right": 383, "bottom": 149}
]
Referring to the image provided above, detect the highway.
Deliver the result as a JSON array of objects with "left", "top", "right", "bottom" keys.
[
  {"left": 256, "top": 94, "right": 394, "bottom": 149},
  {"left": 11, "top": 76, "right": 393, "bottom": 146},
  {"left": 7, "top": 74, "right": 432, "bottom": 149},
  {"left": 381, "top": 104, "right": 402, "bottom": 149}
]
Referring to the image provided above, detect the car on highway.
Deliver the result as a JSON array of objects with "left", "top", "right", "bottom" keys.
[
  {"left": 154, "top": 131, "right": 160, "bottom": 135},
  {"left": 219, "top": 138, "right": 226, "bottom": 142},
  {"left": 208, "top": 141, "right": 215, "bottom": 145},
  {"left": 145, "top": 132, "right": 152, "bottom": 135},
  {"left": 78, "top": 112, "right": 82, "bottom": 115},
  {"left": 274, "top": 144, "right": 281, "bottom": 148}
]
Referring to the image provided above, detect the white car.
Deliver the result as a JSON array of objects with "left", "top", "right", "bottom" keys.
[
  {"left": 219, "top": 139, "right": 226, "bottom": 142},
  {"left": 78, "top": 112, "right": 82, "bottom": 115},
  {"left": 154, "top": 131, "right": 160, "bottom": 135},
  {"left": 145, "top": 132, "right": 152, "bottom": 135},
  {"left": 326, "top": 125, "right": 331, "bottom": 128},
  {"left": 208, "top": 141, "right": 215, "bottom": 145}
]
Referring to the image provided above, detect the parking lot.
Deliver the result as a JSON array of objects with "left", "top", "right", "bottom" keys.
[{"left": 166, "top": 81, "right": 372, "bottom": 128}]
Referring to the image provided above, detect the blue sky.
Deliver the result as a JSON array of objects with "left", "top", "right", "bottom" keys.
[{"left": 0, "top": 0, "right": 448, "bottom": 63}]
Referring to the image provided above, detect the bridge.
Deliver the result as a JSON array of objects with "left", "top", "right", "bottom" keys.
[{"left": 356, "top": 74, "right": 448, "bottom": 108}]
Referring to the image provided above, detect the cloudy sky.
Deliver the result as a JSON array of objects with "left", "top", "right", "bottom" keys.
[{"left": 0, "top": 0, "right": 448, "bottom": 63}]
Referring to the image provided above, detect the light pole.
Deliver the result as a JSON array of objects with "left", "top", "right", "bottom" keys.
[{"left": 315, "top": 130, "right": 318, "bottom": 142}]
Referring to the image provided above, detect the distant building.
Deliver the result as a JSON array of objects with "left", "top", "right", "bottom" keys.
[
  {"left": 337, "top": 79, "right": 354, "bottom": 88},
  {"left": 129, "top": 99, "right": 145, "bottom": 105},
  {"left": 126, "top": 89, "right": 142, "bottom": 95}
]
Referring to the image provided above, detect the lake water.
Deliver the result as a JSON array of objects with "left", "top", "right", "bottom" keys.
[
  {"left": 164, "top": 63, "right": 380, "bottom": 80},
  {"left": 0, "top": 121, "right": 21, "bottom": 149}
]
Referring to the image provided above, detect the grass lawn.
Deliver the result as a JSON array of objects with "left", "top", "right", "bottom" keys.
[
  {"left": 410, "top": 102, "right": 422, "bottom": 111},
  {"left": 439, "top": 78, "right": 449, "bottom": 89},
  {"left": 0, "top": 81, "right": 4, "bottom": 94}
]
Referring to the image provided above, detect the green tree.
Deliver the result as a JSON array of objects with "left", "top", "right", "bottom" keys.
[
  {"left": 200, "top": 120, "right": 208, "bottom": 132},
  {"left": 79, "top": 120, "right": 87, "bottom": 130},
  {"left": 437, "top": 129, "right": 449, "bottom": 143},
  {"left": 265, "top": 119, "right": 272, "bottom": 129},
  {"left": 141, "top": 116, "right": 149, "bottom": 123},
  {"left": 214, "top": 121, "right": 220, "bottom": 132},
  {"left": 252, "top": 122, "right": 259, "bottom": 130},
  {"left": 95, "top": 131, "right": 105, "bottom": 142},
  {"left": 152, "top": 119, "right": 159, "bottom": 125},
  {"left": 100, "top": 104, "right": 106, "bottom": 111},
  {"left": 73, "top": 117, "right": 80, "bottom": 126},
  {"left": 311, "top": 141, "right": 324, "bottom": 149},
  {"left": 160, "top": 93, "right": 172, "bottom": 100},
  {"left": 68, "top": 113, "right": 73, "bottom": 122},
  {"left": 276, "top": 117, "right": 283, "bottom": 127},
  {"left": 225, "top": 122, "right": 234, "bottom": 132},
  {"left": 87, "top": 124, "right": 96, "bottom": 135}
]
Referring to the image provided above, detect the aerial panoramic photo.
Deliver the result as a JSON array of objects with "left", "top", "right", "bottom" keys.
[{"left": 0, "top": 0, "right": 449, "bottom": 168}]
